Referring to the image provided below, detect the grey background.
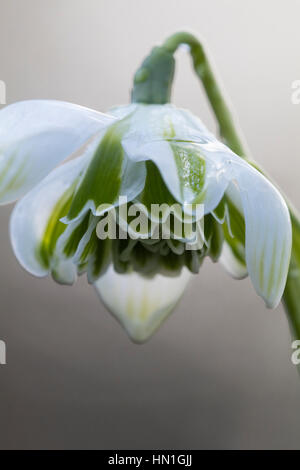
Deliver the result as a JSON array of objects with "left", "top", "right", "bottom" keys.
[{"left": 0, "top": 0, "right": 300, "bottom": 449}]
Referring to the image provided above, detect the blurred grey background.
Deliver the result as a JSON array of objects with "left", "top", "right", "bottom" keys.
[{"left": 0, "top": 0, "right": 300, "bottom": 450}]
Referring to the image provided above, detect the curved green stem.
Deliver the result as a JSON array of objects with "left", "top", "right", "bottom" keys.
[
  {"left": 162, "top": 32, "right": 300, "bottom": 339},
  {"left": 163, "top": 32, "right": 247, "bottom": 156}
]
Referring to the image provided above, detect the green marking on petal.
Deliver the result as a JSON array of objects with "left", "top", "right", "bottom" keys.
[
  {"left": 161, "top": 248, "right": 184, "bottom": 272},
  {"left": 259, "top": 239, "right": 267, "bottom": 290},
  {"left": 72, "top": 217, "right": 111, "bottom": 281},
  {"left": 63, "top": 212, "right": 90, "bottom": 258},
  {"left": 89, "top": 237, "right": 111, "bottom": 281},
  {"left": 67, "top": 119, "right": 129, "bottom": 220},
  {"left": 204, "top": 213, "right": 224, "bottom": 261},
  {"left": 139, "top": 160, "right": 176, "bottom": 210},
  {"left": 222, "top": 195, "right": 246, "bottom": 265},
  {"left": 112, "top": 239, "right": 131, "bottom": 274},
  {"left": 0, "top": 151, "right": 27, "bottom": 199},
  {"left": 266, "top": 238, "right": 278, "bottom": 297},
  {"left": 37, "top": 187, "right": 74, "bottom": 269},
  {"left": 171, "top": 142, "right": 206, "bottom": 204},
  {"left": 77, "top": 225, "right": 98, "bottom": 265},
  {"left": 162, "top": 118, "right": 176, "bottom": 139}
]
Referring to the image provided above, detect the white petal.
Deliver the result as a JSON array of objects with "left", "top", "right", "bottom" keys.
[
  {"left": 10, "top": 153, "right": 89, "bottom": 281},
  {"left": 0, "top": 100, "right": 115, "bottom": 204},
  {"left": 108, "top": 104, "right": 138, "bottom": 119},
  {"left": 61, "top": 118, "right": 146, "bottom": 224},
  {"left": 94, "top": 265, "right": 191, "bottom": 343},
  {"left": 231, "top": 159, "right": 292, "bottom": 308},
  {"left": 121, "top": 104, "right": 232, "bottom": 214},
  {"left": 51, "top": 258, "right": 77, "bottom": 285},
  {"left": 121, "top": 103, "right": 213, "bottom": 143},
  {"left": 219, "top": 242, "right": 248, "bottom": 279}
]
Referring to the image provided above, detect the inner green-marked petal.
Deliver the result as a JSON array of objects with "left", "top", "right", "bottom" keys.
[
  {"left": 37, "top": 187, "right": 74, "bottom": 269},
  {"left": 67, "top": 119, "right": 130, "bottom": 220},
  {"left": 138, "top": 160, "right": 177, "bottom": 210},
  {"left": 62, "top": 212, "right": 91, "bottom": 258}
]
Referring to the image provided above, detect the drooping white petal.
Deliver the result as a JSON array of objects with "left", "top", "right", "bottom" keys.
[
  {"left": 94, "top": 265, "right": 191, "bottom": 343},
  {"left": 231, "top": 158, "right": 292, "bottom": 308},
  {"left": 121, "top": 104, "right": 232, "bottom": 214},
  {"left": 62, "top": 117, "right": 146, "bottom": 224},
  {"left": 0, "top": 100, "right": 115, "bottom": 204},
  {"left": 10, "top": 152, "right": 90, "bottom": 282}
]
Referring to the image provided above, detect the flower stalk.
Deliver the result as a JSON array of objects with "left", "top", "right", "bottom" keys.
[{"left": 163, "top": 32, "right": 247, "bottom": 157}]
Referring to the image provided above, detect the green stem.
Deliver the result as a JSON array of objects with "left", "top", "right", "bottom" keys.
[
  {"left": 163, "top": 32, "right": 300, "bottom": 339},
  {"left": 163, "top": 32, "right": 247, "bottom": 156}
]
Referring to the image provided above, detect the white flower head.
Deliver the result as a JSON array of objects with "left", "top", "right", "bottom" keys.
[{"left": 0, "top": 100, "right": 292, "bottom": 342}]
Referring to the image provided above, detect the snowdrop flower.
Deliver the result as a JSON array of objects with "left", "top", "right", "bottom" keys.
[{"left": 0, "top": 96, "right": 291, "bottom": 342}]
